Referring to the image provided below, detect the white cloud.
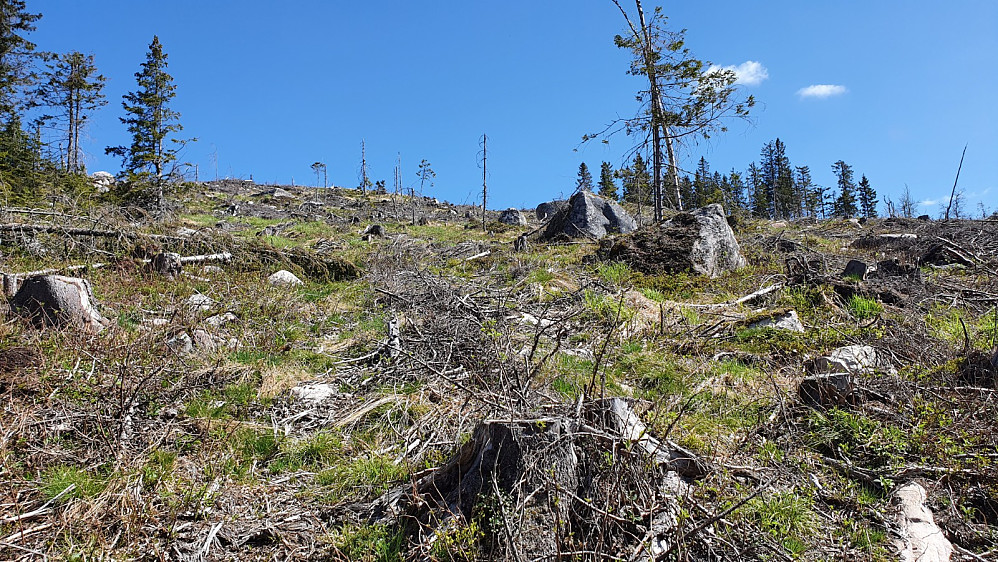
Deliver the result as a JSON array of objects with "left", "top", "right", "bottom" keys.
[
  {"left": 707, "top": 60, "right": 769, "bottom": 86},
  {"left": 919, "top": 198, "right": 940, "bottom": 207},
  {"left": 797, "top": 84, "right": 848, "bottom": 98}
]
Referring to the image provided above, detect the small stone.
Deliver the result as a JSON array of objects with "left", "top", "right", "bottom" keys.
[
  {"left": 167, "top": 332, "right": 194, "bottom": 354},
  {"left": 748, "top": 310, "right": 805, "bottom": 332},
  {"left": 192, "top": 329, "right": 217, "bottom": 351},
  {"left": 202, "top": 265, "right": 224, "bottom": 275},
  {"left": 291, "top": 383, "right": 339, "bottom": 403},
  {"left": 204, "top": 312, "right": 238, "bottom": 328},
  {"left": 186, "top": 293, "right": 215, "bottom": 313},
  {"left": 268, "top": 270, "right": 303, "bottom": 287}
]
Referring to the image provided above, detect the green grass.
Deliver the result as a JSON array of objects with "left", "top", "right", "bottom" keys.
[
  {"left": 39, "top": 465, "right": 108, "bottom": 501},
  {"left": 329, "top": 524, "right": 405, "bottom": 562},
  {"left": 594, "top": 261, "right": 632, "bottom": 286},
  {"left": 847, "top": 295, "right": 883, "bottom": 320},
  {"left": 741, "top": 491, "right": 816, "bottom": 557}
]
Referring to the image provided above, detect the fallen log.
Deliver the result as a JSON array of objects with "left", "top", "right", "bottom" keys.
[{"left": 0, "top": 223, "right": 181, "bottom": 241}]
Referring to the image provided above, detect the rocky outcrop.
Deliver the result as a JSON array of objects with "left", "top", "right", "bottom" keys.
[
  {"left": 599, "top": 204, "right": 745, "bottom": 277},
  {"left": 541, "top": 192, "right": 636, "bottom": 240},
  {"left": 10, "top": 275, "right": 106, "bottom": 332}
]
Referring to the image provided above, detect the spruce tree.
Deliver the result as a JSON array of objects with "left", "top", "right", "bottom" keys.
[
  {"left": 621, "top": 154, "right": 650, "bottom": 206},
  {"left": 575, "top": 162, "right": 594, "bottom": 192},
  {"left": 0, "top": 0, "right": 42, "bottom": 120},
  {"left": 857, "top": 174, "right": 878, "bottom": 218},
  {"left": 107, "top": 36, "right": 186, "bottom": 207},
  {"left": 597, "top": 161, "right": 618, "bottom": 200},
  {"left": 831, "top": 160, "right": 858, "bottom": 217},
  {"left": 35, "top": 51, "right": 107, "bottom": 173},
  {"left": 0, "top": 0, "right": 44, "bottom": 200}
]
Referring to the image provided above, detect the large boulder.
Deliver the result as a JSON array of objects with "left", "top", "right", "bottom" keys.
[
  {"left": 536, "top": 200, "right": 568, "bottom": 221},
  {"left": 541, "top": 191, "right": 636, "bottom": 240},
  {"left": 498, "top": 208, "right": 527, "bottom": 226},
  {"left": 10, "top": 275, "right": 106, "bottom": 332},
  {"left": 599, "top": 204, "right": 746, "bottom": 277}
]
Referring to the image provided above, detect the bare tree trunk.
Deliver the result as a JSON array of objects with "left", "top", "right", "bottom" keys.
[
  {"left": 481, "top": 134, "right": 488, "bottom": 231},
  {"left": 634, "top": 0, "right": 664, "bottom": 222},
  {"left": 665, "top": 130, "right": 682, "bottom": 211},
  {"left": 944, "top": 144, "right": 967, "bottom": 221}
]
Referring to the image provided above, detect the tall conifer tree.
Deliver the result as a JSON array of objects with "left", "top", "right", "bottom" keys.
[
  {"left": 832, "top": 160, "right": 858, "bottom": 217},
  {"left": 107, "top": 36, "right": 186, "bottom": 207},
  {"left": 857, "top": 174, "right": 878, "bottom": 218}
]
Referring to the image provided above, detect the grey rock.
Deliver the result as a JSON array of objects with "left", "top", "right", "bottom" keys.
[
  {"left": 257, "top": 187, "right": 295, "bottom": 199},
  {"left": 806, "top": 345, "right": 885, "bottom": 375},
  {"left": 893, "top": 483, "right": 953, "bottom": 562},
  {"left": 186, "top": 293, "right": 215, "bottom": 313},
  {"left": 10, "top": 275, "right": 106, "bottom": 332},
  {"left": 498, "top": 208, "right": 527, "bottom": 226},
  {"left": 543, "top": 191, "right": 636, "bottom": 240},
  {"left": 204, "top": 312, "right": 239, "bottom": 329},
  {"left": 748, "top": 310, "right": 805, "bottom": 332},
  {"left": 268, "top": 270, "right": 303, "bottom": 287},
  {"left": 536, "top": 200, "right": 569, "bottom": 221},
  {"left": 202, "top": 265, "right": 224, "bottom": 275},
  {"left": 842, "top": 259, "right": 868, "bottom": 280},
  {"left": 166, "top": 332, "right": 194, "bottom": 354},
  {"left": 191, "top": 329, "right": 217, "bottom": 352},
  {"left": 798, "top": 373, "right": 853, "bottom": 407},
  {"left": 90, "top": 171, "right": 115, "bottom": 193}
]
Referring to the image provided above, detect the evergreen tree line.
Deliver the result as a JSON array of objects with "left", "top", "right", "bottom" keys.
[
  {"left": 577, "top": 138, "right": 881, "bottom": 219},
  {"left": 0, "top": 1, "right": 185, "bottom": 207}
]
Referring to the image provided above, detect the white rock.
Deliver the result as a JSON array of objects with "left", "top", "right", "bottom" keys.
[
  {"left": 268, "top": 270, "right": 303, "bottom": 287},
  {"left": 807, "top": 345, "right": 887, "bottom": 375},
  {"left": 291, "top": 383, "right": 339, "bottom": 403},
  {"left": 186, "top": 293, "right": 215, "bottom": 313},
  {"left": 202, "top": 265, "right": 224, "bottom": 275},
  {"left": 893, "top": 483, "right": 953, "bottom": 562},
  {"left": 748, "top": 310, "right": 804, "bottom": 332},
  {"left": 10, "top": 275, "right": 107, "bottom": 333},
  {"left": 204, "top": 312, "right": 238, "bottom": 328}
]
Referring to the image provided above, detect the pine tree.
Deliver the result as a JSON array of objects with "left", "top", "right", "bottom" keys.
[
  {"left": 831, "top": 160, "right": 858, "bottom": 217},
  {"left": 857, "top": 174, "right": 877, "bottom": 218},
  {"left": 35, "top": 51, "right": 107, "bottom": 173},
  {"left": 576, "top": 162, "right": 594, "bottom": 192},
  {"left": 597, "top": 161, "right": 618, "bottom": 200},
  {"left": 106, "top": 36, "right": 187, "bottom": 207}
]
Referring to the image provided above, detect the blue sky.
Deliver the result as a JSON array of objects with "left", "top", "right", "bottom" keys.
[{"left": 33, "top": 1, "right": 997, "bottom": 214}]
